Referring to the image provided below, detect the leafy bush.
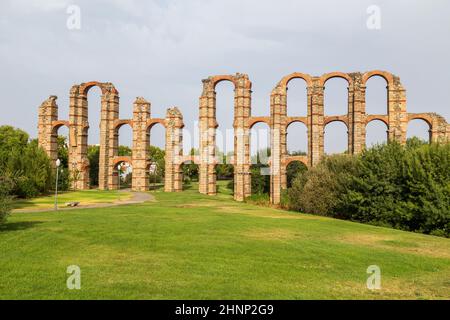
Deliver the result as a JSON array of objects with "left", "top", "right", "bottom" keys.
[
  {"left": 286, "top": 161, "right": 308, "bottom": 188},
  {"left": 0, "top": 174, "right": 13, "bottom": 225},
  {"left": 288, "top": 154, "right": 357, "bottom": 215},
  {"left": 246, "top": 193, "right": 270, "bottom": 206},
  {"left": 251, "top": 165, "right": 270, "bottom": 195},
  {"left": 287, "top": 139, "right": 450, "bottom": 237}
]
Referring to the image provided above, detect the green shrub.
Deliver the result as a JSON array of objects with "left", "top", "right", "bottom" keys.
[
  {"left": 246, "top": 193, "right": 270, "bottom": 206},
  {"left": 0, "top": 126, "right": 53, "bottom": 198},
  {"left": 251, "top": 165, "right": 270, "bottom": 195},
  {"left": 288, "top": 154, "right": 357, "bottom": 216},
  {"left": 0, "top": 174, "right": 14, "bottom": 225}
]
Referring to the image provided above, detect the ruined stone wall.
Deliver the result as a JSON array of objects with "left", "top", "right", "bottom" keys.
[
  {"left": 37, "top": 71, "right": 449, "bottom": 202},
  {"left": 38, "top": 82, "right": 182, "bottom": 193}
]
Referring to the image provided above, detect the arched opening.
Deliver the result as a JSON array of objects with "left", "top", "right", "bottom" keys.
[
  {"left": 407, "top": 119, "right": 431, "bottom": 143},
  {"left": 147, "top": 122, "right": 166, "bottom": 191},
  {"left": 286, "top": 78, "right": 308, "bottom": 117},
  {"left": 366, "top": 119, "right": 388, "bottom": 148},
  {"left": 324, "top": 121, "right": 348, "bottom": 154},
  {"left": 86, "top": 86, "right": 102, "bottom": 188},
  {"left": 250, "top": 122, "right": 271, "bottom": 197},
  {"left": 53, "top": 125, "right": 71, "bottom": 191},
  {"left": 180, "top": 161, "right": 199, "bottom": 190},
  {"left": 286, "top": 161, "right": 308, "bottom": 188},
  {"left": 114, "top": 160, "right": 132, "bottom": 190},
  {"left": 215, "top": 81, "right": 235, "bottom": 161},
  {"left": 250, "top": 122, "right": 270, "bottom": 166},
  {"left": 213, "top": 80, "right": 235, "bottom": 195},
  {"left": 116, "top": 123, "right": 133, "bottom": 156},
  {"left": 214, "top": 164, "right": 234, "bottom": 195},
  {"left": 324, "top": 77, "right": 348, "bottom": 116},
  {"left": 287, "top": 121, "right": 307, "bottom": 155},
  {"left": 365, "top": 76, "right": 388, "bottom": 115}
]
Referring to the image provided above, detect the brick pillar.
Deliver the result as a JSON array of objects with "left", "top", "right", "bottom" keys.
[
  {"left": 38, "top": 96, "right": 59, "bottom": 163},
  {"left": 388, "top": 77, "right": 407, "bottom": 144},
  {"left": 346, "top": 72, "right": 365, "bottom": 154},
  {"left": 280, "top": 89, "right": 288, "bottom": 191},
  {"left": 430, "top": 114, "right": 449, "bottom": 143},
  {"left": 131, "top": 98, "right": 151, "bottom": 191},
  {"left": 69, "top": 85, "right": 89, "bottom": 190},
  {"left": 165, "top": 107, "right": 184, "bottom": 192},
  {"left": 233, "top": 74, "right": 252, "bottom": 201},
  {"left": 102, "top": 86, "right": 120, "bottom": 190},
  {"left": 270, "top": 84, "right": 284, "bottom": 205},
  {"left": 309, "top": 80, "right": 325, "bottom": 165},
  {"left": 350, "top": 73, "right": 366, "bottom": 153},
  {"left": 199, "top": 78, "right": 217, "bottom": 196}
]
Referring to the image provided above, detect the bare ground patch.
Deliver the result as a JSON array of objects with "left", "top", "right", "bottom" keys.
[
  {"left": 243, "top": 228, "right": 300, "bottom": 241},
  {"left": 336, "top": 233, "right": 450, "bottom": 259}
]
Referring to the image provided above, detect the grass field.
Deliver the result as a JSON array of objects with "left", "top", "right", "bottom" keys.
[{"left": 1, "top": 181, "right": 449, "bottom": 299}]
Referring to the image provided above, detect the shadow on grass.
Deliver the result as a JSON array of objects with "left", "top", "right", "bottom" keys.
[{"left": 0, "top": 221, "right": 44, "bottom": 232}]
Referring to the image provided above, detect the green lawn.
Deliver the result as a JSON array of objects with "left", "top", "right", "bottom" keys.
[
  {"left": 1, "top": 181, "right": 449, "bottom": 299},
  {"left": 11, "top": 190, "right": 132, "bottom": 211}
]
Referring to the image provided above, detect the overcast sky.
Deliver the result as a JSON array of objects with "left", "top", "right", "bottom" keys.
[{"left": 1, "top": 0, "right": 449, "bottom": 154}]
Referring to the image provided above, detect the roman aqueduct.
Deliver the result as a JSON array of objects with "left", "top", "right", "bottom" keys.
[{"left": 38, "top": 71, "right": 450, "bottom": 204}]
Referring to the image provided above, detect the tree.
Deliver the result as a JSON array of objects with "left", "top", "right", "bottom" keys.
[
  {"left": 0, "top": 126, "right": 53, "bottom": 198},
  {"left": 87, "top": 145, "right": 100, "bottom": 187},
  {"left": 215, "top": 150, "right": 233, "bottom": 180},
  {"left": 286, "top": 161, "right": 308, "bottom": 188},
  {"left": 184, "top": 148, "right": 199, "bottom": 181},
  {"left": 148, "top": 145, "right": 165, "bottom": 183},
  {"left": 57, "top": 136, "right": 70, "bottom": 191},
  {"left": 118, "top": 145, "right": 132, "bottom": 156},
  {"left": 287, "top": 139, "right": 450, "bottom": 238},
  {"left": 0, "top": 174, "right": 13, "bottom": 225}
]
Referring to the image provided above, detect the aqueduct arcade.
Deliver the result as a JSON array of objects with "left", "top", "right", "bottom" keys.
[{"left": 38, "top": 71, "right": 450, "bottom": 204}]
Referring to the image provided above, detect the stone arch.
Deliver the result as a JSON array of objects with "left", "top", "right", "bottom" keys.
[
  {"left": 408, "top": 114, "right": 433, "bottom": 129},
  {"left": 210, "top": 75, "right": 239, "bottom": 89},
  {"left": 365, "top": 118, "right": 389, "bottom": 147},
  {"left": 284, "top": 157, "right": 308, "bottom": 189},
  {"left": 362, "top": 70, "right": 394, "bottom": 87},
  {"left": 113, "top": 156, "right": 132, "bottom": 168},
  {"left": 68, "top": 81, "right": 120, "bottom": 190},
  {"left": 250, "top": 121, "right": 271, "bottom": 165},
  {"left": 286, "top": 120, "right": 308, "bottom": 155},
  {"left": 364, "top": 74, "right": 389, "bottom": 115},
  {"left": 285, "top": 156, "right": 308, "bottom": 167},
  {"left": 321, "top": 73, "right": 352, "bottom": 117},
  {"left": 113, "top": 120, "right": 133, "bottom": 162},
  {"left": 248, "top": 117, "right": 271, "bottom": 129},
  {"left": 48, "top": 121, "right": 71, "bottom": 175},
  {"left": 324, "top": 116, "right": 349, "bottom": 128},
  {"left": 283, "top": 75, "right": 310, "bottom": 117},
  {"left": 147, "top": 118, "right": 167, "bottom": 131},
  {"left": 324, "top": 120, "right": 349, "bottom": 154},
  {"left": 318, "top": 72, "right": 353, "bottom": 87},
  {"left": 175, "top": 157, "right": 200, "bottom": 190},
  {"left": 113, "top": 119, "right": 133, "bottom": 132},
  {"left": 407, "top": 117, "right": 432, "bottom": 142},
  {"left": 146, "top": 119, "right": 167, "bottom": 149},
  {"left": 198, "top": 73, "right": 252, "bottom": 201},
  {"left": 365, "top": 115, "right": 389, "bottom": 127},
  {"left": 279, "top": 72, "right": 313, "bottom": 89},
  {"left": 79, "top": 81, "right": 119, "bottom": 96},
  {"left": 112, "top": 157, "right": 132, "bottom": 190}
]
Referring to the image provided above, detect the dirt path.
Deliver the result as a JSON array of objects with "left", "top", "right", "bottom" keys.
[{"left": 13, "top": 191, "right": 155, "bottom": 213}]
